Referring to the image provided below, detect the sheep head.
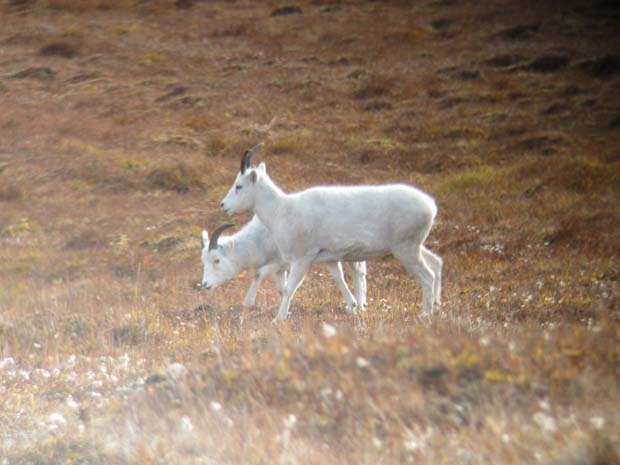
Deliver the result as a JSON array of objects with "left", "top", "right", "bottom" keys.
[
  {"left": 200, "top": 223, "right": 236, "bottom": 290},
  {"left": 222, "top": 145, "right": 267, "bottom": 216}
]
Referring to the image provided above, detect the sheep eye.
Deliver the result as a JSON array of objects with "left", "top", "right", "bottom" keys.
[{"left": 214, "top": 259, "right": 220, "bottom": 265}]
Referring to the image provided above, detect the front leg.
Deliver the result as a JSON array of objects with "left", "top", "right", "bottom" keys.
[
  {"left": 243, "top": 273, "right": 262, "bottom": 307},
  {"left": 243, "top": 263, "right": 281, "bottom": 307},
  {"left": 273, "top": 258, "right": 312, "bottom": 323}
]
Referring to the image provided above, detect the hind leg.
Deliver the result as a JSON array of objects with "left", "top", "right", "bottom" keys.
[
  {"left": 344, "top": 261, "right": 367, "bottom": 310},
  {"left": 327, "top": 262, "right": 358, "bottom": 314},
  {"left": 272, "top": 268, "right": 288, "bottom": 296},
  {"left": 421, "top": 246, "right": 442, "bottom": 306},
  {"left": 392, "top": 242, "right": 436, "bottom": 315}
]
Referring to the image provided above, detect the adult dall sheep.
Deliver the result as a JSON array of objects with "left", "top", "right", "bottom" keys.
[
  {"left": 220, "top": 144, "right": 442, "bottom": 322},
  {"left": 201, "top": 216, "right": 367, "bottom": 311}
]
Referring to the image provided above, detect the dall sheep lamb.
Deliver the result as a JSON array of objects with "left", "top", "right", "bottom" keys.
[
  {"left": 201, "top": 216, "right": 367, "bottom": 311},
  {"left": 220, "top": 144, "right": 442, "bottom": 322}
]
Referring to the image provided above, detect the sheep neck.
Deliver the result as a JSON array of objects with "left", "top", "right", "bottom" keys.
[{"left": 253, "top": 175, "right": 286, "bottom": 233}]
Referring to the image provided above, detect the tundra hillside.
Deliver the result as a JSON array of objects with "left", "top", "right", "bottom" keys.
[{"left": 1, "top": 0, "right": 619, "bottom": 464}]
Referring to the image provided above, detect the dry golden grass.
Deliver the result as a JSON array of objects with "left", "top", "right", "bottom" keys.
[{"left": 1, "top": 0, "right": 619, "bottom": 463}]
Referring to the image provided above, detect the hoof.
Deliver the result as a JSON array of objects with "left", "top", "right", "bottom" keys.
[
  {"left": 345, "top": 305, "right": 358, "bottom": 315},
  {"left": 272, "top": 313, "right": 290, "bottom": 324}
]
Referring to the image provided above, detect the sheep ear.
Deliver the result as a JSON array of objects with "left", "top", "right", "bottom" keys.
[
  {"left": 250, "top": 170, "right": 258, "bottom": 184},
  {"left": 258, "top": 162, "right": 267, "bottom": 173},
  {"left": 201, "top": 230, "right": 209, "bottom": 249}
]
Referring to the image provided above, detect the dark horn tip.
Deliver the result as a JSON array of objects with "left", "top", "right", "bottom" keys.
[
  {"left": 208, "top": 223, "right": 235, "bottom": 251},
  {"left": 240, "top": 143, "right": 264, "bottom": 174}
]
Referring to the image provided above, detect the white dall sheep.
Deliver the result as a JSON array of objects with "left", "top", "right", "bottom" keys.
[
  {"left": 201, "top": 216, "right": 367, "bottom": 311},
  {"left": 220, "top": 144, "right": 442, "bottom": 322}
]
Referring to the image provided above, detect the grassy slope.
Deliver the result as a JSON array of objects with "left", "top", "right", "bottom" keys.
[{"left": 0, "top": 0, "right": 619, "bottom": 463}]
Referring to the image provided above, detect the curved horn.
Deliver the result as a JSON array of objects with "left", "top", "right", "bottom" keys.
[
  {"left": 208, "top": 223, "right": 234, "bottom": 251},
  {"left": 240, "top": 143, "right": 264, "bottom": 174}
]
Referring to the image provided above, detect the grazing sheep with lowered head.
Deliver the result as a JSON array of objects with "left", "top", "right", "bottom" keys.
[{"left": 201, "top": 216, "right": 367, "bottom": 312}]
